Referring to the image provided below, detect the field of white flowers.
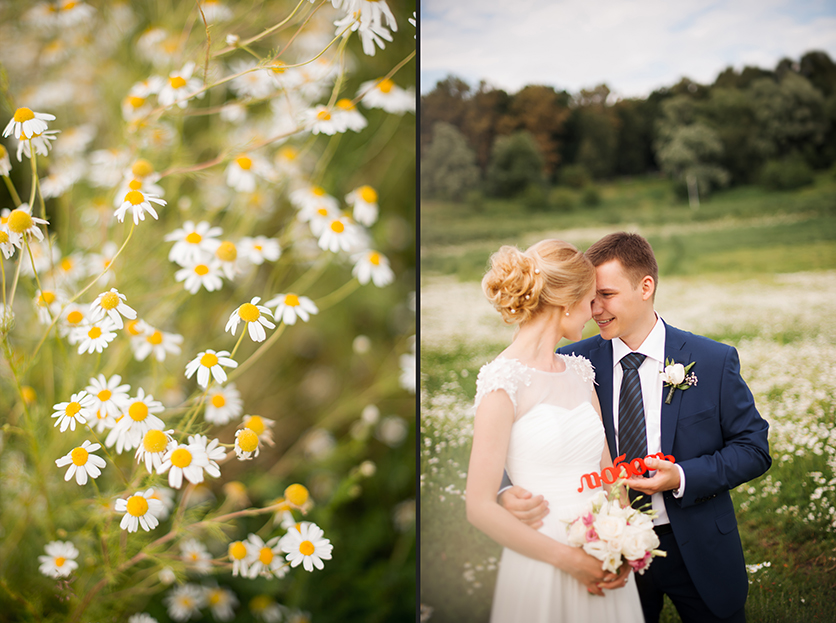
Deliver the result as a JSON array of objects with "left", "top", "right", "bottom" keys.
[{"left": 421, "top": 268, "right": 836, "bottom": 623}]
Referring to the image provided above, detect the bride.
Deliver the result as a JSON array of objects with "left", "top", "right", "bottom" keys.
[{"left": 465, "top": 239, "right": 644, "bottom": 622}]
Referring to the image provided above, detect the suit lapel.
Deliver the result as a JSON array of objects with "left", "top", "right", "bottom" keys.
[
  {"left": 588, "top": 340, "right": 617, "bottom": 461},
  {"left": 661, "top": 323, "right": 689, "bottom": 454}
]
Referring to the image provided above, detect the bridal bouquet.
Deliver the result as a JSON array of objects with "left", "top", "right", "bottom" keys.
[{"left": 565, "top": 485, "right": 666, "bottom": 575}]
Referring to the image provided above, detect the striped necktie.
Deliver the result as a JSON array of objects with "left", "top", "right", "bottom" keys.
[{"left": 618, "top": 352, "right": 648, "bottom": 465}]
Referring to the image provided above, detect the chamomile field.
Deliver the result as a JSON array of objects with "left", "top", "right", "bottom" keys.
[{"left": 420, "top": 174, "right": 836, "bottom": 623}]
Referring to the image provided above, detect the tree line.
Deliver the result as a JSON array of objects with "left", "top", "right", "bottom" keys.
[{"left": 421, "top": 50, "right": 836, "bottom": 202}]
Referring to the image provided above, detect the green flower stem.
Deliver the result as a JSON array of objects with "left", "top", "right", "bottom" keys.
[
  {"left": 226, "top": 323, "right": 286, "bottom": 382},
  {"left": 6, "top": 238, "right": 25, "bottom": 310},
  {"left": 85, "top": 423, "right": 129, "bottom": 486},
  {"left": 287, "top": 254, "right": 329, "bottom": 294},
  {"left": 315, "top": 278, "right": 359, "bottom": 312},
  {"left": 228, "top": 325, "right": 248, "bottom": 360},
  {"left": 213, "top": 0, "right": 310, "bottom": 58},
  {"left": 2, "top": 174, "right": 22, "bottom": 206},
  {"left": 311, "top": 132, "right": 343, "bottom": 184}
]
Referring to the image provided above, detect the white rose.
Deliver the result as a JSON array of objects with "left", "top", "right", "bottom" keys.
[
  {"left": 607, "top": 535, "right": 625, "bottom": 555},
  {"left": 637, "top": 526, "right": 660, "bottom": 552},
  {"left": 602, "top": 550, "right": 622, "bottom": 574},
  {"left": 593, "top": 515, "right": 627, "bottom": 542},
  {"left": 583, "top": 539, "right": 609, "bottom": 562},
  {"left": 620, "top": 528, "right": 647, "bottom": 560},
  {"left": 663, "top": 363, "right": 686, "bottom": 385},
  {"left": 567, "top": 519, "right": 588, "bottom": 547}
]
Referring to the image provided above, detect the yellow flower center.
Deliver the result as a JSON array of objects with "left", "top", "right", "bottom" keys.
[
  {"left": 312, "top": 186, "right": 326, "bottom": 197},
  {"left": 229, "top": 541, "right": 247, "bottom": 560},
  {"left": 169, "top": 75, "right": 187, "bottom": 89},
  {"left": 337, "top": 98, "right": 355, "bottom": 110},
  {"left": 215, "top": 241, "right": 237, "bottom": 262},
  {"left": 21, "top": 386, "right": 36, "bottom": 403},
  {"left": 128, "top": 179, "right": 143, "bottom": 191},
  {"left": 128, "top": 401, "right": 148, "bottom": 421},
  {"left": 143, "top": 429, "right": 168, "bottom": 453},
  {"left": 194, "top": 264, "right": 209, "bottom": 276},
  {"left": 200, "top": 352, "right": 219, "bottom": 367},
  {"left": 125, "top": 190, "right": 145, "bottom": 205},
  {"left": 13, "top": 108, "right": 35, "bottom": 123},
  {"left": 71, "top": 446, "right": 89, "bottom": 466},
  {"left": 330, "top": 220, "right": 345, "bottom": 234},
  {"left": 211, "top": 393, "right": 226, "bottom": 408},
  {"left": 237, "top": 429, "right": 259, "bottom": 452},
  {"left": 60, "top": 258, "right": 73, "bottom": 272},
  {"left": 185, "top": 232, "right": 202, "bottom": 244},
  {"left": 0, "top": 231, "right": 7, "bottom": 244},
  {"left": 299, "top": 540, "right": 315, "bottom": 556},
  {"left": 88, "top": 326, "right": 102, "bottom": 339},
  {"left": 270, "top": 61, "right": 285, "bottom": 74},
  {"left": 65, "top": 401, "right": 81, "bottom": 417},
  {"left": 171, "top": 447, "right": 193, "bottom": 468},
  {"left": 0, "top": 144, "right": 6, "bottom": 158},
  {"left": 258, "top": 547, "right": 273, "bottom": 564},
  {"left": 208, "top": 589, "right": 222, "bottom": 606},
  {"left": 316, "top": 110, "right": 331, "bottom": 121},
  {"left": 378, "top": 79, "right": 394, "bottom": 94},
  {"left": 38, "top": 291, "right": 56, "bottom": 306},
  {"left": 128, "top": 95, "right": 146, "bottom": 109},
  {"left": 131, "top": 159, "right": 154, "bottom": 178},
  {"left": 250, "top": 595, "right": 271, "bottom": 611},
  {"left": 147, "top": 331, "right": 163, "bottom": 345},
  {"left": 369, "top": 251, "right": 381, "bottom": 266},
  {"left": 100, "top": 291, "right": 120, "bottom": 310},
  {"left": 316, "top": 207, "right": 329, "bottom": 217},
  {"left": 126, "top": 495, "right": 149, "bottom": 517},
  {"left": 97, "top": 389, "right": 112, "bottom": 401},
  {"left": 238, "top": 303, "right": 260, "bottom": 323},
  {"left": 359, "top": 185, "right": 378, "bottom": 203},
  {"left": 284, "top": 483, "right": 309, "bottom": 507},
  {"left": 54, "top": 556, "right": 66, "bottom": 567},
  {"left": 235, "top": 155, "right": 252, "bottom": 170},
  {"left": 8, "top": 209, "right": 33, "bottom": 234},
  {"left": 67, "top": 310, "right": 83, "bottom": 325},
  {"left": 126, "top": 319, "right": 142, "bottom": 335},
  {"left": 279, "top": 146, "right": 297, "bottom": 161},
  {"left": 245, "top": 415, "right": 265, "bottom": 434}
]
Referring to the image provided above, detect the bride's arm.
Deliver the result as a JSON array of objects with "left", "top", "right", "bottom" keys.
[
  {"left": 590, "top": 392, "right": 621, "bottom": 498},
  {"left": 465, "top": 390, "right": 608, "bottom": 594}
]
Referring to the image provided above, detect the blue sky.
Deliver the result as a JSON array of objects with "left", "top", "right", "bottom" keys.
[{"left": 420, "top": 0, "right": 836, "bottom": 97}]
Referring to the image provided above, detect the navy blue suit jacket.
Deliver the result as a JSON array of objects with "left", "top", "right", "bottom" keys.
[{"left": 557, "top": 321, "right": 771, "bottom": 618}]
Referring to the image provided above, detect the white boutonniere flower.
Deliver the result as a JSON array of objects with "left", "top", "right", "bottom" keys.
[{"left": 660, "top": 358, "right": 697, "bottom": 404}]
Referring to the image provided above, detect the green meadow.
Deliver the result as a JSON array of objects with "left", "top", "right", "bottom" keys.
[{"left": 420, "top": 173, "right": 836, "bottom": 623}]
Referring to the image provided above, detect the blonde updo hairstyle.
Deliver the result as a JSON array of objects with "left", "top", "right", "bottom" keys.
[{"left": 482, "top": 239, "right": 596, "bottom": 325}]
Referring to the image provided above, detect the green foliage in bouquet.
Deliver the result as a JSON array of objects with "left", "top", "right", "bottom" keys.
[{"left": 0, "top": 1, "right": 415, "bottom": 621}]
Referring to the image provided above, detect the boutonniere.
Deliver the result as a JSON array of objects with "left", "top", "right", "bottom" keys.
[{"left": 660, "top": 358, "right": 697, "bottom": 404}]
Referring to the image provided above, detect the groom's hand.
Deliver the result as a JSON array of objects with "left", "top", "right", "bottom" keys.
[
  {"left": 625, "top": 457, "right": 681, "bottom": 494},
  {"left": 498, "top": 486, "right": 549, "bottom": 528}
]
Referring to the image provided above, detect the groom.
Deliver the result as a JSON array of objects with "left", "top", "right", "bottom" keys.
[{"left": 500, "top": 232, "right": 771, "bottom": 622}]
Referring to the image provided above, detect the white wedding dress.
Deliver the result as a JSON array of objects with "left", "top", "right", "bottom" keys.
[{"left": 475, "top": 354, "right": 644, "bottom": 623}]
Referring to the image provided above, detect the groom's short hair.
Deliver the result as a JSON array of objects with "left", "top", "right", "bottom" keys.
[{"left": 585, "top": 232, "right": 658, "bottom": 292}]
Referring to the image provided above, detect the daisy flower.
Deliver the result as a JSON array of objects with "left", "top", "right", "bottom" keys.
[
  {"left": 89, "top": 288, "right": 137, "bottom": 329},
  {"left": 201, "top": 0, "right": 233, "bottom": 22},
  {"left": 52, "top": 251, "right": 88, "bottom": 287},
  {"left": 244, "top": 534, "right": 286, "bottom": 579},
  {"left": 242, "top": 414, "right": 275, "bottom": 446},
  {"left": 204, "top": 584, "right": 238, "bottom": 622},
  {"left": 334, "top": 10, "right": 393, "bottom": 57},
  {"left": 165, "top": 583, "right": 206, "bottom": 622},
  {"left": 180, "top": 538, "right": 212, "bottom": 575},
  {"left": 237, "top": 236, "right": 280, "bottom": 266},
  {"left": 0, "top": 144, "right": 11, "bottom": 175},
  {"left": 189, "top": 434, "right": 226, "bottom": 478},
  {"left": 39, "top": 160, "right": 85, "bottom": 200},
  {"left": 15, "top": 129, "right": 60, "bottom": 161},
  {"left": 165, "top": 220, "right": 222, "bottom": 266},
  {"left": 85, "top": 373, "right": 131, "bottom": 419},
  {"left": 228, "top": 59, "right": 277, "bottom": 99},
  {"left": 128, "top": 615, "right": 159, "bottom": 623},
  {"left": 131, "top": 323, "right": 184, "bottom": 362},
  {"left": 174, "top": 260, "right": 224, "bottom": 294},
  {"left": 345, "top": 185, "right": 379, "bottom": 226},
  {"left": 88, "top": 148, "right": 131, "bottom": 188},
  {"left": 289, "top": 185, "right": 339, "bottom": 213},
  {"left": 358, "top": 78, "right": 415, "bottom": 114},
  {"left": 249, "top": 595, "right": 284, "bottom": 623},
  {"left": 3, "top": 107, "right": 56, "bottom": 140},
  {"left": 225, "top": 153, "right": 274, "bottom": 193},
  {"left": 73, "top": 318, "right": 118, "bottom": 354},
  {"left": 234, "top": 428, "right": 259, "bottom": 460},
  {"left": 225, "top": 297, "right": 275, "bottom": 342},
  {"left": 0, "top": 225, "right": 14, "bottom": 260},
  {"left": 115, "top": 488, "right": 165, "bottom": 532},
  {"left": 5, "top": 203, "right": 48, "bottom": 246},
  {"left": 264, "top": 293, "right": 318, "bottom": 326},
  {"left": 113, "top": 176, "right": 165, "bottom": 208},
  {"left": 149, "top": 486, "right": 176, "bottom": 521},
  {"left": 53, "top": 124, "right": 96, "bottom": 157},
  {"left": 205, "top": 383, "right": 243, "bottom": 425},
  {"left": 34, "top": 288, "right": 64, "bottom": 324},
  {"left": 87, "top": 240, "right": 119, "bottom": 286},
  {"left": 52, "top": 391, "right": 96, "bottom": 432},
  {"left": 333, "top": 98, "right": 368, "bottom": 132},
  {"left": 158, "top": 62, "right": 204, "bottom": 109},
  {"left": 214, "top": 240, "right": 239, "bottom": 280},
  {"left": 38, "top": 541, "right": 79, "bottom": 578},
  {"left": 280, "top": 522, "right": 333, "bottom": 572},
  {"left": 302, "top": 105, "right": 343, "bottom": 136},
  {"left": 114, "top": 183, "right": 166, "bottom": 224},
  {"left": 55, "top": 440, "right": 106, "bottom": 485},
  {"left": 135, "top": 428, "right": 174, "bottom": 473},
  {"left": 228, "top": 539, "right": 252, "bottom": 577},
  {"left": 185, "top": 349, "right": 238, "bottom": 388},
  {"left": 157, "top": 439, "right": 211, "bottom": 489},
  {"left": 20, "top": 239, "right": 59, "bottom": 277},
  {"left": 105, "top": 388, "right": 165, "bottom": 454},
  {"left": 317, "top": 216, "right": 365, "bottom": 253},
  {"left": 352, "top": 250, "right": 395, "bottom": 287}
]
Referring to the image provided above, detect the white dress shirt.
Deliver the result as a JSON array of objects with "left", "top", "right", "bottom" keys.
[{"left": 611, "top": 315, "right": 685, "bottom": 526}]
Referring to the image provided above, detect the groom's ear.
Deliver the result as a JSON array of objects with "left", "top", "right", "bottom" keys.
[{"left": 640, "top": 275, "right": 655, "bottom": 301}]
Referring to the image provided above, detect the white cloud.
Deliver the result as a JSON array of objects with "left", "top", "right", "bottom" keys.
[{"left": 421, "top": 0, "right": 836, "bottom": 96}]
